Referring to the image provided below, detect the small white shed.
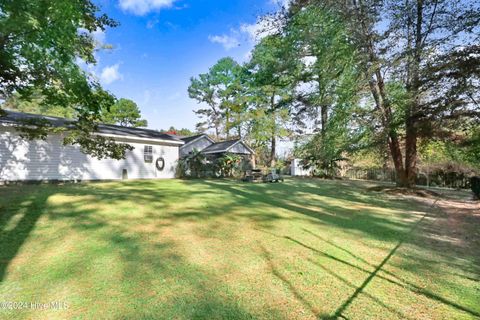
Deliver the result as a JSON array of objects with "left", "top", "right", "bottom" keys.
[{"left": 291, "top": 158, "right": 313, "bottom": 176}]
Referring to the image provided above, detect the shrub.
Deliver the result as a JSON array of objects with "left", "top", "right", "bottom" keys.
[
  {"left": 177, "top": 149, "right": 207, "bottom": 178},
  {"left": 215, "top": 153, "right": 242, "bottom": 177},
  {"left": 471, "top": 176, "right": 480, "bottom": 200}
]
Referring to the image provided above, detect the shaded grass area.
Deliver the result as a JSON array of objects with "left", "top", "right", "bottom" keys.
[{"left": 0, "top": 178, "right": 478, "bottom": 319}]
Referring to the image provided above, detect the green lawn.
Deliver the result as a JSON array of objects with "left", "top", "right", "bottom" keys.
[{"left": 0, "top": 178, "right": 478, "bottom": 319}]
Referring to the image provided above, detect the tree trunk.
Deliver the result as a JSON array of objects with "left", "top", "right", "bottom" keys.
[
  {"left": 320, "top": 104, "right": 328, "bottom": 138},
  {"left": 212, "top": 107, "right": 221, "bottom": 141},
  {"left": 404, "top": 117, "right": 417, "bottom": 187},
  {"left": 366, "top": 75, "right": 406, "bottom": 186},
  {"left": 214, "top": 124, "right": 220, "bottom": 141},
  {"left": 354, "top": 0, "right": 408, "bottom": 187},
  {"left": 225, "top": 111, "right": 230, "bottom": 139},
  {"left": 389, "top": 135, "right": 408, "bottom": 186},
  {"left": 400, "top": 0, "right": 423, "bottom": 188},
  {"left": 270, "top": 134, "right": 276, "bottom": 167},
  {"left": 269, "top": 93, "right": 276, "bottom": 167}
]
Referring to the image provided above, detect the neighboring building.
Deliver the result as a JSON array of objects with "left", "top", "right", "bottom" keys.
[
  {"left": 177, "top": 133, "right": 255, "bottom": 166},
  {"left": 177, "top": 134, "right": 215, "bottom": 158},
  {"left": 291, "top": 158, "right": 313, "bottom": 176},
  {"left": 0, "top": 111, "right": 184, "bottom": 182}
]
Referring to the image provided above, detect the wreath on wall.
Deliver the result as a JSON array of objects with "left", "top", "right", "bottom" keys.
[{"left": 156, "top": 157, "right": 165, "bottom": 171}]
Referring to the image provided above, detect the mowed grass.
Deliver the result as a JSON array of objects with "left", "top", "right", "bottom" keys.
[{"left": 0, "top": 178, "right": 478, "bottom": 319}]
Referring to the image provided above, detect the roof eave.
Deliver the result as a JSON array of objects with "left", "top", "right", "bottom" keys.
[
  {"left": 181, "top": 134, "right": 215, "bottom": 148},
  {"left": 96, "top": 133, "right": 185, "bottom": 145}
]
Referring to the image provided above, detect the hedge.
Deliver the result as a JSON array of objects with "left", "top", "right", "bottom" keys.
[{"left": 471, "top": 176, "right": 480, "bottom": 200}]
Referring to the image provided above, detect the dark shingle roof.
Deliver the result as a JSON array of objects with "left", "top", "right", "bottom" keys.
[
  {"left": 0, "top": 110, "right": 70, "bottom": 127},
  {"left": 180, "top": 134, "right": 208, "bottom": 144},
  {"left": 201, "top": 139, "right": 253, "bottom": 155},
  {"left": 202, "top": 139, "right": 240, "bottom": 153},
  {"left": 0, "top": 110, "right": 183, "bottom": 143}
]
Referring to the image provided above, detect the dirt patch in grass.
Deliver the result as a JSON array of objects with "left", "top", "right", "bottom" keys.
[
  {"left": 432, "top": 198, "right": 480, "bottom": 254},
  {"left": 368, "top": 186, "right": 442, "bottom": 198}
]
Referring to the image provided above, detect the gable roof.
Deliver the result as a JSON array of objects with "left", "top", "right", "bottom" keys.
[
  {"left": 0, "top": 110, "right": 184, "bottom": 144},
  {"left": 180, "top": 134, "right": 214, "bottom": 145},
  {"left": 201, "top": 139, "right": 253, "bottom": 155}
]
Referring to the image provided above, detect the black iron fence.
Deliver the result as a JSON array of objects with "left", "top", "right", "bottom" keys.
[{"left": 343, "top": 167, "right": 473, "bottom": 189}]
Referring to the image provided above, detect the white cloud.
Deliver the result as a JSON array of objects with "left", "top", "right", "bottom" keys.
[
  {"left": 119, "top": 0, "right": 177, "bottom": 15},
  {"left": 270, "top": 0, "right": 291, "bottom": 8},
  {"left": 240, "top": 16, "right": 281, "bottom": 43},
  {"left": 208, "top": 34, "right": 240, "bottom": 50},
  {"left": 208, "top": 10, "right": 283, "bottom": 52},
  {"left": 100, "top": 64, "right": 123, "bottom": 84},
  {"left": 240, "top": 23, "right": 261, "bottom": 42},
  {"left": 78, "top": 27, "right": 106, "bottom": 48},
  {"left": 91, "top": 28, "right": 106, "bottom": 45}
]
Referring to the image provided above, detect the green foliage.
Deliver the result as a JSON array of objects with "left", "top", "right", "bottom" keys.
[
  {"left": 187, "top": 1, "right": 480, "bottom": 179},
  {"left": 215, "top": 153, "right": 242, "bottom": 177},
  {"left": 63, "top": 117, "right": 134, "bottom": 160},
  {"left": 248, "top": 108, "right": 290, "bottom": 148},
  {"left": 177, "top": 149, "right": 208, "bottom": 179},
  {"left": 2, "top": 91, "right": 76, "bottom": 118},
  {"left": 419, "top": 133, "right": 480, "bottom": 169},
  {"left": 101, "top": 98, "right": 147, "bottom": 127},
  {"left": 0, "top": 0, "right": 117, "bottom": 113},
  {"left": 460, "top": 128, "right": 480, "bottom": 166},
  {"left": 0, "top": 0, "right": 136, "bottom": 159},
  {"left": 286, "top": 4, "right": 358, "bottom": 116},
  {"left": 188, "top": 57, "right": 247, "bottom": 139},
  {"left": 471, "top": 177, "right": 480, "bottom": 200},
  {"left": 245, "top": 35, "right": 299, "bottom": 166},
  {"left": 3, "top": 93, "right": 147, "bottom": 129}
]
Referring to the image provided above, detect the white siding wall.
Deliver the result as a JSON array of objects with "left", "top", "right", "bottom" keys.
[
  {"left": 291, "top": 158, "right": 312, "bottom": 176},
  {"left": 179, "top": 136, "right": 213, "bottom": 157},
  {"left": 0, "top": 127, "right": 179, "bottom": 181}
]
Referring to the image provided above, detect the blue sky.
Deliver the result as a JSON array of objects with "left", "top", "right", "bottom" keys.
[{"left": 92, "top": 0, "right": 287, "bottom": 131}]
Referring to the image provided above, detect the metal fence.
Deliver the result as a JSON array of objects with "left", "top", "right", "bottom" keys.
[{"left": 343, "top": 168, "right": 473, "bottom": 189}]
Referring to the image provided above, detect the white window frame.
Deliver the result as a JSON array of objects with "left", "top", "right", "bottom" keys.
[{"left": 144, "top": 145, "right": 153, "bottom": 163}]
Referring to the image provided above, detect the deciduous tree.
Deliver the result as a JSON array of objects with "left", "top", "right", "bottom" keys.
[
  {"left": 0, "top": 0, "right": 132, "bottom": 159},
  {"left": 101, "top": 98, "right": 147, "bottom": 127}
]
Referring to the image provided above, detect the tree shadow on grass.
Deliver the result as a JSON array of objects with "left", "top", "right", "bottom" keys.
[
  {"left": 1, "top": 178, "right": 478, "bottom": 319},
  {"left": 0, "top": 181, "right": 280, "bottom": 319},
  {"left": 94, "top": 230, "right": 262, "bottom": 319},
  {"left": 259, "top": 243, "right": 321, "bottom": 317},
  {"left": 196, "top": 179, "right": 420, "bottom": 243},
  {"left": 258, "top": 219, "right": 480, "bottom": 319},
  {"left": 0, "top": 186, "right": 56, "bottom": 282}
]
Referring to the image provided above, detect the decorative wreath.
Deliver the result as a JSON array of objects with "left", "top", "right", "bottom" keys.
[{"left": 156, "top": 157, "right": 165, "bottom": 171}]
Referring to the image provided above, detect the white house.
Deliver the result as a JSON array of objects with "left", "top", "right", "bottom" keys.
[{"left": 0, "top": 111, "right": 184, "bottom": 182}]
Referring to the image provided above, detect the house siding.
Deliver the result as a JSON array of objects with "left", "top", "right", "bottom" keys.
[
  {"left": 179, "top": 136, "right": 213, "bottom": 157},
  {"left": 229, "top": 142, "right": 252, "bottom": 154},
  {"left": 291, "top": 159, "right": 312, "bottom": 176},
  {"left": 0, "top": 127, "right": 179, "bottom": 181}
]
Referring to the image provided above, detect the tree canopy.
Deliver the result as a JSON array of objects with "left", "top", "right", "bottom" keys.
[
  {"left": 0, "top": 0, "right": 134, "bottom": 159},
  {"left": 189, "top": 0, "right": 480, "bottom": 183},
  {"left": 101, "top": 98, "right": 147, "bottom": 127}
]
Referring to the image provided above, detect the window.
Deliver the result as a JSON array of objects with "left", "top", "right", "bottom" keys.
[{"left": 144, "top": 145, "right": 153, "bottom": 163}]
